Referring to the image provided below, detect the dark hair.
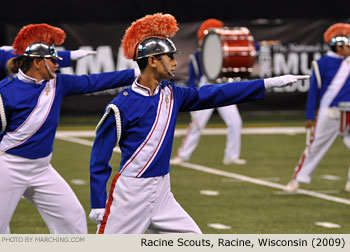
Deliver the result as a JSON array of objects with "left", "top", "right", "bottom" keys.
[
  {"left": 136, "top": 57, "right": 148, "bottom": 72},
  {"left": 7, "top": 56, "right": 36, "bottom": 74},
  {"left": 330, "top": 45, "right": 337, "bottom": 52},
  {"left": 136, "top": 55, "right": 163, "bottom": 72}
]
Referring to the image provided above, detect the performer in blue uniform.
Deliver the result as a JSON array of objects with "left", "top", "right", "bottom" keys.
[
  {"left": 0, "top": 24, "right": 137, "bottom": 234},
  {"left": 171, "top": 19, "right": 279, "bottom": 166},
  {"left": 88, "top": 13, "right": 308, "bottom": 234},
  {"left": 285, "top": 23, "right": 350, "bottom": 193}
]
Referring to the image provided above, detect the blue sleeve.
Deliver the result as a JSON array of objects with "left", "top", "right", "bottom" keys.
[
  {"left": 90, "top": 113, "right": 117, "bottom": 208},
  {"left": 57, "top": 51, "right": 72, "bottom": 68},
  {"left": 58, "top": 69, "right": 135, "bottom": 96},
  {"left": 305, "top": 69, "right": 320, "bottom": 120},
  {"left": 175, "top": 79, "right": 265, "bottom": 112},
  {"left": 187, "top": 60, "right": 197, "bottom": 88},
  {"left": 254, "top": 42, "right": 260, "bottom": 51}
]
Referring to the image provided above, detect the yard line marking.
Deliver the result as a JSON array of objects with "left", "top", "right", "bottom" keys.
[
  {"left": 200, "top": 190, "right": 219, "bottom": 196},
  {"left": 274, "top": 190, "right": 340, "bottom": 195},
  {"left": 56, "top": 126, "right": 306, "bottom": 138},
  {"left": 208, "top": 223, "right": 231, "bottom": 230},
  {"left": 315, "top": 222, "right": 341, "bottom": 228},
  {"left": 55, "top": 130, "right": 350, "bottom": 206},
  {"left": 322, "top": 175, "right": 342, "bottom": 181},
  {"left": 71, "top": 179, "right": 87, "bottom": 185},
  {"left": 179, "top": 162, "right": 350, "bottom": 206}
]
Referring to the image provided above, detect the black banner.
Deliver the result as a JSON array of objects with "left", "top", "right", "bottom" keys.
[{"left": 2, "top": 18, "right": 350, "bottom": 114}]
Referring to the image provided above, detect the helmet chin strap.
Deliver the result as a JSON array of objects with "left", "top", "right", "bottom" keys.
[
  {"left": 44, "top": 58, "right": 56, "bottom": 79},
  {"left": 160, "top": 56, "right": 174, "bottom": 78}
]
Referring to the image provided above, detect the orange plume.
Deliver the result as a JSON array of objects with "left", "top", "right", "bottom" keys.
[
  {"left": 197, "top": 18, "right": 223, "bottom": 41},
  {"left": 13, "top": 23, "right": 66, "bottom": 55},
  {"left": 122, "top": 13, "right": 179, "bottom": 60},
  {"left": 324, "top": 23, "right": 350, "bottom": 43}
]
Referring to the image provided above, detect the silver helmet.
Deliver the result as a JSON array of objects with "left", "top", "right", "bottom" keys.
[
  {"left": 136, "top": 37, "right": 178, "bottom": 60},
  {"left": 24, "top": 42, "right": 62, "bottom": 60},
  {"left": 330, "top": 36, "right": 350, "bottom": 47}
]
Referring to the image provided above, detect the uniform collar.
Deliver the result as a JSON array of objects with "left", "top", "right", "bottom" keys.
[
  {"left": 18, "top": 69, "right": 45, "bottom": 84},
  {"left": 326, "top": 51, "right": 344, "bottom": 59},
  {"left": 132, "top": 78, "right": 160, "bottom": 96}
]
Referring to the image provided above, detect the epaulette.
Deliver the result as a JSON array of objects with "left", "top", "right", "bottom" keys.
[{"left": 0, "top": 75, "right": 16, "bottom": 89}]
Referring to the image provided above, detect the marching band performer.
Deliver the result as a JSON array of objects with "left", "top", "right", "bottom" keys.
[
  {"left": 88, "top": 13, "right": 308, "bottom": 233},
  {"left": 0, "top": 23, "right": 138, "bottom": 233},
  {"left": 285, "top": 23, "right": 350, "bottom": 193}
]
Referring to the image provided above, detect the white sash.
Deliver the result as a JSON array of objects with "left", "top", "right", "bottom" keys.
[
  {"left": 120, "top": 86, "right": 174, "bottom": 177},
  {"left": 320, "top": 57, "right": 350, "bottom": 109},
  {"left": 0, "top": 79, "right": 56, "bottom": 151}
]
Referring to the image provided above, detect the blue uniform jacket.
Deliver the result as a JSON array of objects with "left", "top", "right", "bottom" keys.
[
  {"left": 90, "top": 78, "right": 265, "bottom": 208},
  {"left": 0, "top": 69, "right": 135, "bottom": 159},
  {"left": 306, "top": 51, "right": 350, "bottom": 120}
]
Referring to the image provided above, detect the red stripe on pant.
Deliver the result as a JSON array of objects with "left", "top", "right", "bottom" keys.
[
  {"left": 293, "top": 117, "right": 318, "bottom": 180},
  {"left": 98, "top": 173, "right": 121, "bottom": 234}
]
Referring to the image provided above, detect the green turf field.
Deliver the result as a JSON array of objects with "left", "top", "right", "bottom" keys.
[{"left": 7, "top": 114, "right": 350, "bottom": 234}]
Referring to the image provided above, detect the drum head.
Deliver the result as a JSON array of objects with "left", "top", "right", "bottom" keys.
[{"left": 201, "top": 31, "right": 223, "bottom": 81}]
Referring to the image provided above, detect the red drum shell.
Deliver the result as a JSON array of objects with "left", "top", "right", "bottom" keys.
[{"left": 201, "top": 27, "right": 256, "bottom": 82}]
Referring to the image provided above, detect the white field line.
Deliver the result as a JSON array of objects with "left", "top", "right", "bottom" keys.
[
  {"left": 56, "top": 127, "right": 306, "bottom": 138},
  {"left": 55, "top": 128, "right": 350, "bottom": 206}
]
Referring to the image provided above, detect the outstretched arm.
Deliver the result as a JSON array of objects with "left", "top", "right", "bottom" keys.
[
  {"left": 177, "top": 75, "right": 309, "bottom": 112},
  {"left": 60, "top": 69, "right": 137, "bottom": 96}
]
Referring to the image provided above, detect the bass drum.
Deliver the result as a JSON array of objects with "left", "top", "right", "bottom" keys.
[{"left": 201, "top": 27, "right": 256, "bottom": 82}]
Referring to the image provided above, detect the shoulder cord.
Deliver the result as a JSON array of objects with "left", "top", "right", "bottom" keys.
[
  {"left": 312, "top": 60, "right": 322, "bottom": 89},
  {"left": 0, "top": 93, "right": 6, "bottom": 133},
  {"left": 95, "top": 104, "right": 122, "bottom": 147}
]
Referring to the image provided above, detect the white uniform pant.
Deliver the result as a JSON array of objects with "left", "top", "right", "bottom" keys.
[
  {"left": 97, "top": 173, "right": 201, "bottom": 234},
  {"left": 0, "top": 152, "right": 87, "bottom": 233},
  {"left": 293, "top": 108, "right": 350, "bottom": 183},
  {"left": 176, "top": 104, "right": 242, "bottom": 161}
]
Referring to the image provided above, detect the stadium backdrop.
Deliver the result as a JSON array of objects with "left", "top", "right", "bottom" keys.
[{"left": 1, "top": 19, "right": 350, "bottom": 115}]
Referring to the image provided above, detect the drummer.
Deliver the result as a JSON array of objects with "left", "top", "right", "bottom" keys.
[
  {"left": 171, "top": 18, "right": 278, "bottom": 166},
  {"left": 285, "top": 23, "right": 350, "bottom": 193}
]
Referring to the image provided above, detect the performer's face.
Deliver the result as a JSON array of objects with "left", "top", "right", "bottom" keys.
[
  {"left": 156, "top": 54, "right": 177, "bottom": 79},
  {"left": 42, "top": 58, "right": 59, "bottom": 80},
  {"left": 338, "top": 45, "right": 350, "bottom": 57}
]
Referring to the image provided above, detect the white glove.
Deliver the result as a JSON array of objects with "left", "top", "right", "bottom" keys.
[
  {"left": 89, "top": 208, "right": 106, "bottom": 224},
  {"left": 70, "top": 50, "right": 96, "bottom": 60},
  {"left": 0, "top": 45, "right": 14, "bottom": 51},
  {"left": 264, "top": 75, "right": 309, "bottom": 89}
]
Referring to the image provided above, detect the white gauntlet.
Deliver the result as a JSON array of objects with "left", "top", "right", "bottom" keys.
[
  {"left": 70, "top": 50, "right": 96, "bottom": 60},
  {"left": 264, "top": 75, "right": 309, "bottom": 89},
  {"left": 89, "top": 208, "right": 106, "bottom": 224},
  {"left": 0, "top": 45, "right": 13, "bottom": 51}
]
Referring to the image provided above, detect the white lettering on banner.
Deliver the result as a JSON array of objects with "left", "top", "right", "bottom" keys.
[
  {"left": 258, "top": 45, "right": 272, "bottom": 78},
  {"left": 76, "top": 46, "right": 115, "bottom": 75},
  {"left": 274, "top": 53, "right": 299, "bottom": 75},
  {"left": 57, "top": 46, "right": 121, "bottom": 96}
]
